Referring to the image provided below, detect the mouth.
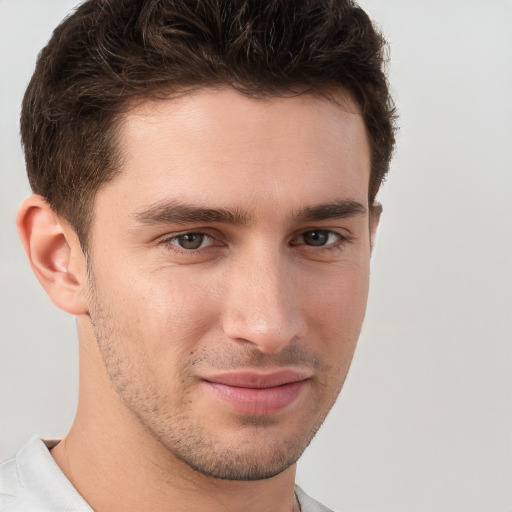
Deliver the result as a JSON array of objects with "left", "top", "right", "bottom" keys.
[{"left": 202, "top": 370, "right": 311, "bottom": 415}]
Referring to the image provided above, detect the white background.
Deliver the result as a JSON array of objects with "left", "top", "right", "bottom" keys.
[{"left": 1, "top": 1, "right": 511, "bottom": 511}]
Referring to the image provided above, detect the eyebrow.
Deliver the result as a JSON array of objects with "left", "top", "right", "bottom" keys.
[
  {"left": 134, "top": 200, "right": 249, "bottom": 225},
  {"left": 294, "top": 200, "right": 367, "bottom": 222},
  {"left": 134, "top": 199, "right": 366, "bottom": 226}
]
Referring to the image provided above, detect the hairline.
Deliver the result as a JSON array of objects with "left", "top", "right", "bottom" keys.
[{"left": 77, "top": 83, "right": 370, "bottom": 255}]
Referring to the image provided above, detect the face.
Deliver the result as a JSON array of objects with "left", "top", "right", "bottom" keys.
[{"left": 85, "top": 88, "right": 374, "bottom": 480}]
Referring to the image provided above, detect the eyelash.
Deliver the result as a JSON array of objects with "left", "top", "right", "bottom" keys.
[
  {"left": 159, "top": 229, "right": 349, "bottom": 255},
  {"left": 289, "top": 230, "right": 347, "bottom": 252},
  {"left": 162, "top": 232, "right": 217, "bottom": 252}
]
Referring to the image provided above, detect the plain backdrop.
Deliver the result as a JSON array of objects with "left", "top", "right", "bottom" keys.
[{"left": 1, "top": 1, "right": 511, "bottom": 511}]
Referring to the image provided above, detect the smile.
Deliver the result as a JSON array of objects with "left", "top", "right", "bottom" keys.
[{"left": 202, "top": 370, "right": 310, "bottom": 415}]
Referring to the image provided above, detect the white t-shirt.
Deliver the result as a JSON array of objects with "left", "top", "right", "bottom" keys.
[{"left": 0, "top": 437, "right": 334, "bottom": 512}]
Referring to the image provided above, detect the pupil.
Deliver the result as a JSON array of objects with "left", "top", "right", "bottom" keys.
[
  {"left": 179, "top": 233, "right": 203, "bottom": 249},
  {"left": 304, "top": 231, "right": 328, "bottom": 246}
]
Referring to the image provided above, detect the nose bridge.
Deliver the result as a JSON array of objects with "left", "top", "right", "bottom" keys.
[{"left": 222, "top": 243, "right": 304, "bottom": 353}]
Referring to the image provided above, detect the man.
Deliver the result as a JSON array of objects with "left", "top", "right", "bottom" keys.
[{"left": 0, "top": 0, "right": 395, "bottom": 511}]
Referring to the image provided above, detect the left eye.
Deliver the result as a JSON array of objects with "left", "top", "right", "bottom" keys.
[
  {"left": 293, "top": 230, "right": 342, "bottom": 247},
  {"left": 169, "top": 232, "right": 214, "bottom": 250}
]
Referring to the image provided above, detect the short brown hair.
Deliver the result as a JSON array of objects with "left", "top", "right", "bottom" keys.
[{"left": 21, "top": 0, "right": 396, "bottom": 248}]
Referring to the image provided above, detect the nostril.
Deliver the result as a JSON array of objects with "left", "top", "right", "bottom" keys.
[
  {"left": 223, "top": 310, "right": 303, "bottom": 354},
  {"left": 222, "top": 259, "right": 306, "bottom": 351}
]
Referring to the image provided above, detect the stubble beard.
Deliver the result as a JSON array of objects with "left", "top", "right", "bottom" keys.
[{"left": 87, "top": 282, "right": 347, "bottom": 481}]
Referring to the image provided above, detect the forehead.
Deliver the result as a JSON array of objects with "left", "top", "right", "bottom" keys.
[{"left": 98, "top": 87, "right": 371, "bottom": 220}]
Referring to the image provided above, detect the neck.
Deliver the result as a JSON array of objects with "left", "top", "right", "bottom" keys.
[{"left": 51, "top": 323, "right": 298, "bottom": 512}]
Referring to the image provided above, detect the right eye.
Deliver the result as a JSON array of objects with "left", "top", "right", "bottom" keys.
[{"left": 165, "top": 232, "right": 215, "bottom": 251}]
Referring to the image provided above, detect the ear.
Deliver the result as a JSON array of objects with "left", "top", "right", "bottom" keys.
[
  {"left": 369, "top": 202, "right": 382, "bottom": 252},
  {"left": 16, "top": 195, "right": 89, "bottom": 315}
]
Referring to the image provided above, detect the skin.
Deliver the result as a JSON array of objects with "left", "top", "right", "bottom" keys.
[{"left": 17, "top": 87, "right": 378, "bottom": 512}]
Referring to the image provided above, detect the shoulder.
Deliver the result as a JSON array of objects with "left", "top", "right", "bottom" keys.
[
  {"left": 0, "top": 455, "right": 21, "bottom": 509},
  {"left": 0, "top": 437, "right": 91, "bottom": 512},
  {"left": 0, "top": 442, "right": 42, "bottom": 511},
  {"left": 295, "top": 485, "right": 336, "bottom": 512}
]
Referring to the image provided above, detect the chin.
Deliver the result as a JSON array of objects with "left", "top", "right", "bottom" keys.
[
  {"left": 173, "top": 444, "right": 300, "bottom": 481},
  {"left": 152, "top": 415, "right": 324, "bottom": 482}
]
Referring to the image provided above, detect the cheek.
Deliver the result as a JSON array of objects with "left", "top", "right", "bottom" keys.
[
  {"left": 303, "top": 259, "right": 370, "bottom": 344},
  {"left": 301, "top": 263, "right": 370, "bottom": 397},
  {"left": 89, "top": 267, "right": 222, "bottom": 403},
  {"left": 91, "top": 244, "right": 370, "bottom": 365},
  {"left": 103, "top": 267, "right": 223, "bottom": 354}
]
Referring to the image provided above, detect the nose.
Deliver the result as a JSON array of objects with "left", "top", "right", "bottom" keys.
[{"left": 222, "top": 248, "right": 306, "bottom": 354}]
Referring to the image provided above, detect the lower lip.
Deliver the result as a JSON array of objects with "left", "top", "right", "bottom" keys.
[{"left": 204, "top": 380, "right": 307, "bottom": 415}]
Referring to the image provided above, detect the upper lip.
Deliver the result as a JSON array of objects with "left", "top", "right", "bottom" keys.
[{"left": 203, "top": 370, "right": 311, "bottom": 389}]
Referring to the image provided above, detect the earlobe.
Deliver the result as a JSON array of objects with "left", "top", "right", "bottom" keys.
[
  {"left": 369, "top": 202, "right": 382, "bottom": 252},
  {"left": 16, "top": 195, "right": 89, "bottom": 315}
]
